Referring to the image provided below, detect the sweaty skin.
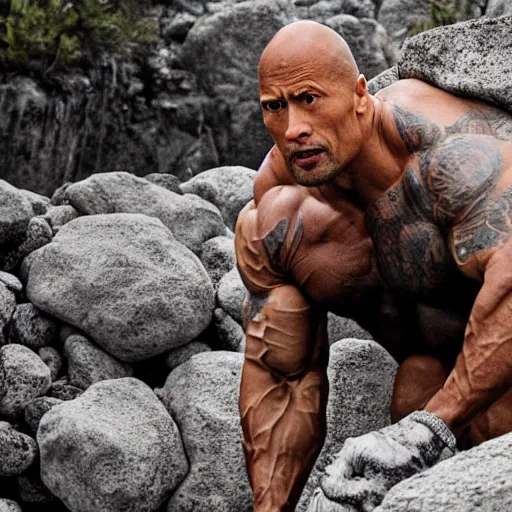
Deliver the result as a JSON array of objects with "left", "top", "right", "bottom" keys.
[{"left": 235, "top": 20, "right": 512, "bottom": 512}]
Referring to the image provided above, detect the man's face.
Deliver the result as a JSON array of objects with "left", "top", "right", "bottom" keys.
[{"left": 259, "top": 58, "right": 362, "bottom": 186}]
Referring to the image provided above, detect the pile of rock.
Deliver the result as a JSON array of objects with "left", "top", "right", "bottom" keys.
[{"left": 0, "top": 167, "right": 385, "bottom": 512}]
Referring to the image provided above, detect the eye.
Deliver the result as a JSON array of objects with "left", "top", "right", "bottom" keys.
[
  {"left": 304, "top": 94, "right": 316, "bottom": 105},
  {"left": 263, "top": 100, "right": 285, "bottom": 112}
]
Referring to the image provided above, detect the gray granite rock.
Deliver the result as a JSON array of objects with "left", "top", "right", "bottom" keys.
[
  {"left": 0, "top": 344, "right": 52, "bottom": 417},
  {"left": 179, "top": 0, "right": 294, "bottom": 170},
  {"left": 61, "top": 172, "right": 225, "bottom": 253},
  {"left": 49, "top": 379, "right": 83, "bottom": 401},
  {"left": 327, "top": 312, "right": 373, "bottom": 345},
  {"left": 144, "top": 173, "right": 183, "bottom": 194},
  {"left": 8, "top": 303, "right": 57, "bottom": 349},
  {"left": 0, "top": 180, "right": 40, "bottom": 271},
  {"left": 0, "top": 421, "right": 38, "bottom": 476},
  {"left": 24, "top": 396, "right": 63, "bottom": 434},
  {"left": 200, "top": 235, "right": 236, "bottom": 287},
  {"left": 42, "top": 205, "right": 80, "bottom": 234},
  {"left": 325, "top": 15, "right": 396, "bottom": 79},
  {"left": 486, "top": 0, "right": 512, "bottom": 17},
  {"left": 165, "top": 341, "right": 211, "bottom": 371},
  {"left": 306, "top": 0, "right": 377, "bottom": 21},
  {"left": 180, "top": 166, "right": 256, "bottom": 230},
  {"left": 217, "top": 267, "right": 246, "bottom": 324},
  {"left": 25, "top": 214, "right": 215, "bottom": 362},
  {"left": 375, "top": 432, "right": 512, "bottom": 511},
  {"left": 0, "top": 500, "right": 22, "bottom": 512},
  {"left": 38, "top": 378, "right": 188, "bottom": 512},
  {"left": 0, "top": 283, "right": 16, "bottom": 346},
  {"left": 214, "top": 308, "right": 245, "bottom": 352},
  {"left": 297, "top": 339, "right": 398, "bottom": 510},
  {"left": 0, "top": 272, "right": 23, "bottom": 297},
  {"left": 157, "top": 351, "right": 252, "bottom": 512},
  {"left": 398, "top": 15, "right": 512, "bottom": 113},
  {"left": 38, "top": 346, "right": 62, "bottom": 381},
  {"left": 64, "top": 334, "right": 133, "bottom": 389},
  {"left": 367, "top": 64, "right": 399, "bottom": 94}
]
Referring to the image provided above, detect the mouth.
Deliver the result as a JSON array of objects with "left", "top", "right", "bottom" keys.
[{"left": 291, "top": 148, "right": 325, "bottom": 168}]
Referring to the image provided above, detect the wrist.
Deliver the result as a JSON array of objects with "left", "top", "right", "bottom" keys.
[{"left": 409, "top": 410, "right": 457, "bottom": 453}]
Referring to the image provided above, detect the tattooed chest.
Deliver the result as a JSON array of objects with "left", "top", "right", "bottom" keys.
[{"left": 366, "top": 184, "right": 458, "bottom": 299}]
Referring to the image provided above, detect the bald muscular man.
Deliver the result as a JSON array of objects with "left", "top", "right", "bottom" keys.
[{"left": 235, "top": 20, "right": 512, "bottom": 512}]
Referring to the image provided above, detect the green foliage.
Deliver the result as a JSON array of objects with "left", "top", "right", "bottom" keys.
[
  {"left": 409, "top": 0, "right": 467, "bottom": 36},
  {"left": 0, "top": 0, "right": 157, "bottom": 71}
]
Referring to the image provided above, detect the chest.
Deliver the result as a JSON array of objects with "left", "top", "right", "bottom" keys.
[{"left": 366, "top": 174, "right": 460, "bottom": 300}]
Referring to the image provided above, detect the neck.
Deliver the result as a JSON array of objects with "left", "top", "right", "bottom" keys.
[{"left": 326, "top": 96, "right": 412, "bottom": 207}]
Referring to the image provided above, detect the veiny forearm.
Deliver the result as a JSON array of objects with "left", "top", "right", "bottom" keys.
[
  {"left": 425, "top": 253, "right": 512, "bottom": 432},
  {"left": 240, "top": 359, "right": 328, "bottom": 511},
  {"left": 239, "top": 284, "right": 328, "bottom": 511}
]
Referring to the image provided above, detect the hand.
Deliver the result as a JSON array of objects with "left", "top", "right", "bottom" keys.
[{"left": 307, "top": 411, "right": 457, "bottom": 512}]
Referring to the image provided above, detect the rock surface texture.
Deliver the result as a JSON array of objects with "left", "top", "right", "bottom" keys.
[
  {"left": 38, "top": 378, "right": 188, "bottom": 512},
  {"left": 398, "top": 15, "right": 512, "bottom": 113},
  {"left": 375, "top": 432, "right": 512, "bottom": 511},
  {"left": 25, "top": 213, "right": 214, "bottom": 361}
]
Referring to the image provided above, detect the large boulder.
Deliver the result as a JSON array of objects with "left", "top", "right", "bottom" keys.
[
  {"left": 57, "top": 172, "right": 226, "bottom": 254},
  {"left": 0, "top": 344, "right": 52, "bottom": 417},
  {"left": 375, "top": 432, "right": 512, "bottom": 511},
  {"left": 179, "top": 0, "right": 294, "bottom": 169},
  {"left": 180, "top": 166, "right": 256, "bottom": 230},
  {"left": 398, "top": 15, "right": 512, "bottom": 113},
  {"left": 297, "top": 339, "right": 398, "bottom": 510},
  {"left": 157, "top": 351, "right": 252, "bottom": 512},
  {"left": 25, "top": 214, "right": 215, "bottom": 362},
  {"left": 38, "top": 378, "right": 188, "bottom": 512}
]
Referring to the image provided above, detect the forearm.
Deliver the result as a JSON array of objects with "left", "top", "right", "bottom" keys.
[
  {"left": 240, "top": 359, "right": 328, "bottom": 511},
  {"left": 425, "top": 261, "right": 512, "bottom": 432},
  {"left": 239, "top": 283, "right": 328, "bottom": 511}
]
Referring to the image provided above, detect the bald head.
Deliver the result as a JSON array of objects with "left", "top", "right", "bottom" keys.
[{"left": 259, "top": 20, "right": 359, "bottom": 86}]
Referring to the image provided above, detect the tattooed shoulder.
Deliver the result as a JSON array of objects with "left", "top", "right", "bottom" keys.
[
  {"left": 393, "top": 105, "right": 443, "bottom": 152},
  {"left": 419, "top": 135, "right": 504, "bottom": 225},
  {"left": 446, "top": 105, "right": 512, "bottom": 140}
]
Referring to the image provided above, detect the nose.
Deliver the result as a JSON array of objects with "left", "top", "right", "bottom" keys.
[{"left": 285, "top": 107, "right": 312, "bottom": 143}]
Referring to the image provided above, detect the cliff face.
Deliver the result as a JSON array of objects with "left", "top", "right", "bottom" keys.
[{"left": 0, "top": 0, "right": 402, "bottom": 195}]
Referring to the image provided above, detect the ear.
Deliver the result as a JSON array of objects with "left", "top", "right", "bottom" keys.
[{"left": 354, "top": 74, "right": 368, "bottom": 114}]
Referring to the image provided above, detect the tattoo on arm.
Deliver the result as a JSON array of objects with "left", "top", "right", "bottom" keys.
[
  {"left": 420, "top": 135, "right": 503, "bottom": 225},
  {"left": 446, "top": 105, "right": 512, "bottom": 140},
  {"left": 393, "top": 105, "right": 443, "bottom": 152},
  {"left": 452, "top": 190, "right": 512, "bottom": 264}
]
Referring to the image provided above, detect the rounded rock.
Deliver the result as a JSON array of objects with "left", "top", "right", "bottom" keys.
[
  {"left": 8, "top": 303, "right": 57, "bottom": 350},
  {"left": 26, "top": 214, "right": 215, "bottom": 362},
  {"left": 38, "top": 378, "right": 188, "bottom": 512},
  {"left": 24, "top": 396, "right": 63, "bottom": 434},
  {"left": 0, "top": 421, "right": 38, "bottom": 476},
  {"left": 0, "top": 499, "right": 22, "bottom": 512},
  {"left": 64, "top": 334, "right": 133, "bottom": 389},
  {"left": 38, "top": 346, "right": 62, "bottom": 381},
  {"left": 0, "top": 344, "right": 52, "bottom": 417},
  {"left": 217, "top": 267, "right": 246, "bottom": 324}
]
